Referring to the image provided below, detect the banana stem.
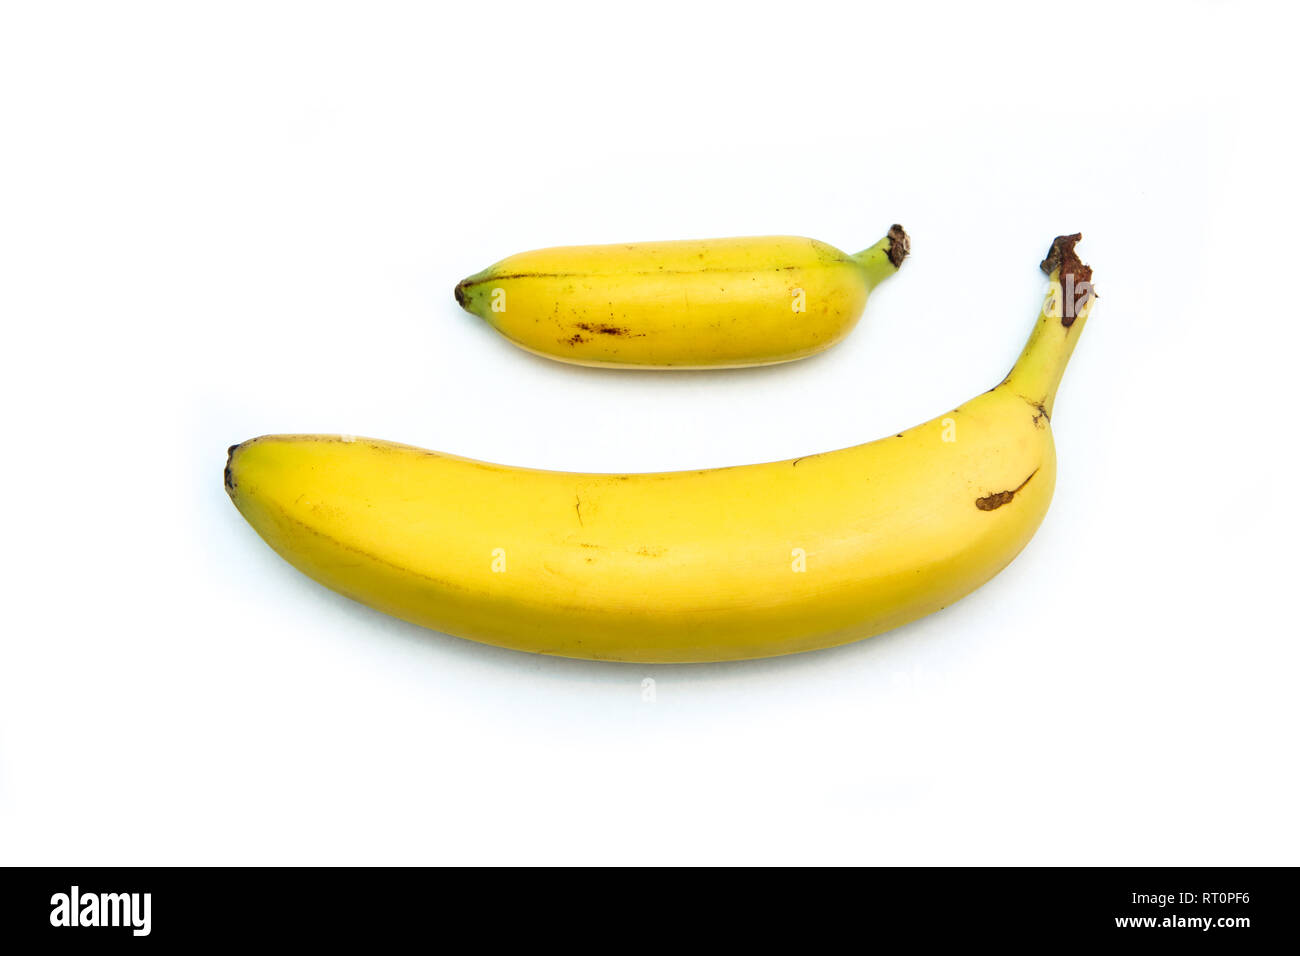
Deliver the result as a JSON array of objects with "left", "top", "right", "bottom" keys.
[
  {"left": 1001, "top": 234, "right": 1094, "bottom": 416},
  {"left": 853, "top": 224, "right": 910, "bottom": 288}
]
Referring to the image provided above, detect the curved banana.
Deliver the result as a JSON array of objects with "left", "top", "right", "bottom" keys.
[
  {"left": 229, "top": 235, "right": 1093, "bottom": 663},
  {"left": 453, "top": 226, "right": 909, "bottom": 368}
]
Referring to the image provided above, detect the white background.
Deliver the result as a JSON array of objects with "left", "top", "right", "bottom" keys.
[{"left": 2, "top": 1, "right": 1297, "bottom": 865}]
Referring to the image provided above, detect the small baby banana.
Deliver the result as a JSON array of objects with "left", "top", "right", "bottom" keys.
[{"left": 454, "top": 226, "right": 909, "bottom": 368}]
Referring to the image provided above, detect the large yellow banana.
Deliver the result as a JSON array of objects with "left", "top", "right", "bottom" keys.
[
  {"left": 453, "top": 226, "right": 909, "bottom": 368},
  {"left": 228, "top": 236, "right": 1093, "bottom": 663}
]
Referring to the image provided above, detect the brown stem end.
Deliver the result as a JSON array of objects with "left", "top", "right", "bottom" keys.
[
  {"left": 886, "top": 224, "right": 910, "bottom": 268},
  {"left": 1039, "top": 233, "right": 1094, "bottom": 327}
]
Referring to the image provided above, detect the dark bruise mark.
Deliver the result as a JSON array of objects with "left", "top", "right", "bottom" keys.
[
  {"left": 575, "top": 322, "right": 642, "bottom": 337},
  {"left": 564, "top": 334, "right": 586, "bottom": 346},
  {"left": 887, "top": 224, "right": 910, "bottom": 268},
  {"left": 976, "top": 469, "right": 1040, "bottom": 511},
  {"left": 224, "top": 444, "right": 239, "bottom": 493},
  {"left": 791, "top": 457, "right": 804, "bottom": 468},
  {"left": 1018, "top": 394, "right": 1052, "bottom": 427},
  {"left": 574, "top": 495, "right": 584, "bottom": 527},
  {"left": 1039, "top": 233, "right": 1093, "bottom": 328}
]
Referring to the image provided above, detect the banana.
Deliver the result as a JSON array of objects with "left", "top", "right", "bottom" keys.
[
  {"left": 453, "top": 226, "right": 909, "bottom": 368},
  {"left": 228, "top": 235, "right": 1093, "bottom": 663}
]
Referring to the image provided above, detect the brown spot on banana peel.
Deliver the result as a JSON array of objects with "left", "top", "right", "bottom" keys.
[
  {"left": 1039, "top": 233, "right": 1094, "bottom": 328},
  {"left": 575, "top": 322, "right": 642, "bottom": 337},
  {"left": 886, "top": 224, "right": 910, "bottom": 268},
  {"left": 976, "top": 469, "right": 1039, "bottom": 511},
  {"left": 1019, "top": 397, "right": 1051, "bottom": 427}
]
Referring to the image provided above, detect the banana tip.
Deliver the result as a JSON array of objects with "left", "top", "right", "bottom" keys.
[
  {"left": 225, "top": 443, "right": 240, "bottom": 495},
  {"left": 887, "top": 224, "right": 909, "bottom": 268},
  {"left": 453, "top": 279, "right": 468, "bottom": 309},
  {"left": 1040, "top": 233, "right": 1091, "bottom": 282},
  {"left": 1040, "top": 233, "right": 1094, "bottom": 326}
]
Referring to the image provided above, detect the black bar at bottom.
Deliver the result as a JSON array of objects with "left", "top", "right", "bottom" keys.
[{"left": 0, "top": 866, "right": 1289, "bottom": 945}]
